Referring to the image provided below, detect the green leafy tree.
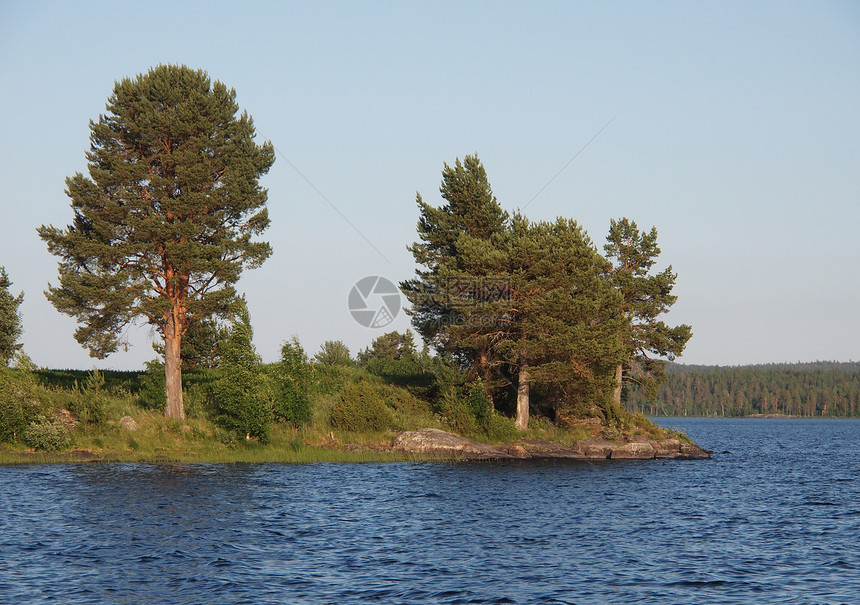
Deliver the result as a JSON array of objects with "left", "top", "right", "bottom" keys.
[
  {"left": 604, "top": 218, "right": 692, "bottom": 405},
  {"left": 401, "top": 154, "right": 510, "bottom": 398},
  {"left": 207, "top": 299, "right": 272, "bottom": 442},
  {"left": 314, "top": 340, "right": 353, "bottom": 366},
  {"left": 357, "top": 331, "right": 439, "bottom": 398},
  {"left": 357, "top": 330, "right": 416, "bottom": 364},
  {"left": 0, "top": 267, "right": 24, "bottom": 366},
  {"left": 38, "top": 65, "right": 274, "bottom": 419},
  {"left": 273, "top": 337, "right": 312, "bottom": 426}
]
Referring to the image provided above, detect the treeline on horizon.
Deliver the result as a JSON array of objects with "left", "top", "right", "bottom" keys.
[{"left": 626, "top": 361, "right": 860, "bottom": 418}]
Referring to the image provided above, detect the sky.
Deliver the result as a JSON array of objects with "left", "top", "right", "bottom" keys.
[{"left": 0, "top": 0, "right": 858, "bottom": 370}]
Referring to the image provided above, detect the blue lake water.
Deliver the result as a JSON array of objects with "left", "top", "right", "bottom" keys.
[{"left": 0, "top": 418, "right": 858, "bottom": 604}]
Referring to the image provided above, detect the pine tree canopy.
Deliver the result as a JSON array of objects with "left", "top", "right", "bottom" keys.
[
  {"left": 604, "top": 217, "right": 692, "bottom": 399},
  {"left": 38, "top": 64, "right": 275, "bottom": 418},
  {"left": 38, "top": 64, "right": 275, "bottom": 358},
  {"left": 0, "top": 267, "right": 25, "bottom": 366}
]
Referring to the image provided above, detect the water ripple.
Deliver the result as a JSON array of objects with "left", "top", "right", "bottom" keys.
[{"left": 1, "top": 419, "right": 859, "bottom": 603}]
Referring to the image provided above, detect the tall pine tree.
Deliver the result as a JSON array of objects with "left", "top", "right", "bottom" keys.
[
  {"left": 401, "top": 155, "right": 510, "bottom": 397},
  {"left": 468, "top": 215, "right": 626, "bottom": 428},
  {"left": 38, "top": 65, "right": 274, "bottom": 419},
  {"left": 604, "top": 218, "right": 692, "bottom": 404}
]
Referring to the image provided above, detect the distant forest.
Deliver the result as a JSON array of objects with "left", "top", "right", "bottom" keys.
[{"left": 626, "top": 362, "right": 860, "bottom": 418}]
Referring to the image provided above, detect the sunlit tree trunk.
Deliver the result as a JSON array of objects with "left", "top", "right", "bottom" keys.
[
  {"left": 164, "top": 308, "right": 185, "bottom": 419},
  {"left": 516, "top": 364, "right": 529, "bottom": 430},
  {"left": 613, "top": 363, "right": 623, "bottom": 406}
]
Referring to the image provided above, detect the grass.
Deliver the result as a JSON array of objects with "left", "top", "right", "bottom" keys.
[{"left": 1, "top": 363, "right": 693, "bottom": 465}]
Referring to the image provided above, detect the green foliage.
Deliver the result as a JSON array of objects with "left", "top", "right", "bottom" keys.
[
  {"left": 66, "top": 369, "right": 108, "bottom": 427},
  {"left": 359, "top": 331, "right": 440, "bottom": 399},
  {"left": 604, "top": 217, "right": 693, "bottom": 401},
  {"left": 466, "top": 379, "right": 492, "bottom": 425},
  {"left": 401, "top": 154, "right": 510, "bottom": 392},
  {"left": 436, "top": 388, "right": 479, "bottom": 434},
  {"left": 401, "top": 156, "right": 645, "bottom": 429},
  {"left": 33, "top": 368, "right": 145, "bottom": 393},
  {"left": 152, "top": 316, "right": 226, "bottom": 370},
  {"left": 23, "top": 415, "right": 71, "bottom": 451},
  {"left": 482, "top": 412, "right": 519, "bottom": 442},
  {"left": 272, "top": 337, "right": 312, "bottom": 426},
  {"left": 38, "top": 64, "right": 275, "bottom": 358},
  {"left": 432, "top": 378, "right": 518, "bottom": 441},
  {"left": 205, "top": 302, "right": 272, "bottom": 441},
  {"left": 357, "top": 331, "right": 416, "bottom": 364},
  {"left": 38, "top": 64, "right": 275, "bottom": 419},
  {"left": 329, "top": 381, "right": 393, "bottom": 433},
  {"left": 0, "top": 267, "right": 24, "bottom": 366},
  {"left": 314, "top": 340, "right": 354, "bottom": 366},
  {"left": 0, "top": 365, "right": 44, "bottom": 443},
  {"left": 139, "top": 360, "right": 167, "bottom": 410},
  {"left": 208, "top": 365, "right": 273, "bottom": 442}
]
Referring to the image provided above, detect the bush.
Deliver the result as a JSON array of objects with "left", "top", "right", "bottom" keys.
[
  {"left": 272, "top": 338, "right": 312, "bottom": 426},
  {"left": 24, "top": 415, "right": 71, "bottom": 451},
  {"left": 483, "top": 412, "right": 519, "bottom": 442},
  {"left": 436, "top": 389, "right": 479, "bottom": 434},
  {"left": 208, "top": 365, "right": 273, "bottom": 443},
  {"left": 205, "top": 302, "right": 274, "bottom": 443},
  {"left": 314, "top": 340, "right": 353, "bottom": 366},
  {"left": 138, "top": 360, "right": 167, "bottom": 410},
  {"left": 66, "top": 369, "right": 108, "bottom": 426},
  {"left": 0, "top": 366, "right": 44, "bottom": 443},
  {"left": 330, "top": 381, "right": 393, "bottom": 432}
]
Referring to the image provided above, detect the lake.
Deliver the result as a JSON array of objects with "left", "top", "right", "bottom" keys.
[{"left": 1, "top": 419, "right": 858, "bottom": 604}]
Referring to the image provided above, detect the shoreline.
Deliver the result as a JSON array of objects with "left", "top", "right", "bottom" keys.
[{"left": 0, "top": 428, "right": 711, "bottom": 466}]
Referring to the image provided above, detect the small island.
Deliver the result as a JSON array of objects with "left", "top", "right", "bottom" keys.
[
  {"left": 0, "top": 357, "right": 708, "bottom": 465},
  {"left": 1, "top": 65, "right": 704, "bottom": 463}
]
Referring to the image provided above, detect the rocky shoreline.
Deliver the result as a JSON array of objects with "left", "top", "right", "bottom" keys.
[
  {"left": 393, "top": 428, "right": 711, "bottom": 461},
  {"left": 1, "top": 427, "right": 711, "bottom": 464}
]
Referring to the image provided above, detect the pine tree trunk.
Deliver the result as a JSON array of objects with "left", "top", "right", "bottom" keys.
[
  {"left": 613, "top": 363, "right": 623, "bottom": 406},
  {"left": 516, "top": 364, "right": 529, "bottom": 430},
  {"left": 164, "top": 311, "right": 185, "bottom": 419}
]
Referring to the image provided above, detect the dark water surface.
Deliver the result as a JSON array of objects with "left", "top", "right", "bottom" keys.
[{"left": 1, "top": 419, "right": 858, "bottom": 604}]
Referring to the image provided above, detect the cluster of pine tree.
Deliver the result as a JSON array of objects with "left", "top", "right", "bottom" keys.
[
  {"left": 401, "top": 155, "right": 691, "bottom": 429},
  {"left": 626, "top": 362, "right": 860, "bottom": 417}
]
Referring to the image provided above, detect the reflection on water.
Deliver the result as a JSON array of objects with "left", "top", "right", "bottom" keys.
[{"left": 1, "top": 419, "right": 859, "bottom": 604}]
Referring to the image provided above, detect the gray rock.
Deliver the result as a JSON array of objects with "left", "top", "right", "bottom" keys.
[
  {"left": 575, "top": 439, "right": 614, "bottom": 459},
  {"left": 118, "top": 416, "right": 139, "bottom": 432},
  {"left": 518, "top": 439, "right": 587, "bottom": 459},
  {"left": 611, "top": 441, "right": 655, "bottom": 460},
  {"left": 652, "top": 438, "right": 682, "bottom": 458},
  {"left": 679, "top": 442, "right": 709, "bottom": 458},
  {"left": 393, "top": 429, "right": 505, "bottom": 459}
]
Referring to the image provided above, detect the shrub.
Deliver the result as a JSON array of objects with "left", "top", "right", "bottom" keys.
[
  {"left": 314, "top": 340, "right": 354, "bottom": 366},
  {"left": 207, "top": 365, "right": 273, "bottom": 443},
  {"left": 138, "top": 360, "right": 167, "bottom": 410},
  {"left": 0, "top": 366, "right": 44, "bottom": 443},
  {"left": 206, "top": 304, "right": 274, "bottom": 442},
  {"left": 67, "top": 369, "right": 108, "bottom": 426},
  {"left": 436, "top": 389, "right": 479, "bottom": 434},
  {"left": 24, "top": 415, "right": 71, "bottom": 451},
  {"left": 483, "top": 412, "right": 519, "bottom": 442},
  {"left": 330, "top": 381, "right": 393, "bottom": 432},
  {"left": 272, "top": 338, "right": 312, "bottom": 426}
]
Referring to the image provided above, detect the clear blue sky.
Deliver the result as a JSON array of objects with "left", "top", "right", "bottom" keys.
[{"left": 1, "top": 0, "right": 858, "bottom": 370}]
